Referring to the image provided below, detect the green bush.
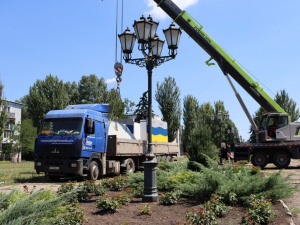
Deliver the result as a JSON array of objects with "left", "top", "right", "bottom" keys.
[
  {"left": 57, "top": 181, "right": 76, "bottom": 196},
  {"left": 159, "top": 190, "right": 181, "bottom": 205},
  {"left": 186, "top": 207, "right": 217, "bottom": 225},
  {"left": 112, "top": 192, "right": 130, "bottom": 205},
  {"left": 94, "top": 183, "right": 106, "bottom": 196},
  {"left": 204, "top": 194, "right": 227, "bottom": 217},
  {"left": 139, "top": 203, "right": 152, "bottom": 215},
  {"left": 96, "top": 196, "right": 119, "bottom": 213},
  {"left": 241, "top": 194, "right": 273, "bottom": 224}
]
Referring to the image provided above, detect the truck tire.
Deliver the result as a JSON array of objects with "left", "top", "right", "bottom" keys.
[
  {"left": 251, "top": 151, "right": 268, "bottom": 168},
  {"left": 125, "top": 158, "right": 135, "bottom": 173},
  {"left": 88, "top": 161, "right": 99, "bottom": 180},
  {"left": 273, "top": 151, "right": 291, "bottom": 169}
]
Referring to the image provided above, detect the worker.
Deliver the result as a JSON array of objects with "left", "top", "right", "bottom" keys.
[{"left": 267, "top": 117, "right": 278, "bottom": 139}]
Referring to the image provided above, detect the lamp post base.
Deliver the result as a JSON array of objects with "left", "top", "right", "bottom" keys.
[{"left": 142, "top": 160, "right": 159, "bottom": 202}]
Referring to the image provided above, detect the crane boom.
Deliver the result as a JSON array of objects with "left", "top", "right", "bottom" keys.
[{"left": 153, "top": 0, "right": 286, "bottom": 115}]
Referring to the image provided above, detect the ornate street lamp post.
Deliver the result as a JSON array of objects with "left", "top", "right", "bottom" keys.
[
  {"left": 211, "top": 111, "right": 229, "bottom": 165},
  {"left": 119, "top": 15, "right": 181, "bottom": 202}
]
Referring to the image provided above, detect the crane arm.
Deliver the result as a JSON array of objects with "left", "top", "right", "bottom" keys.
[{"left": 154, "top": 0, "right": 286, "bottom": 114}]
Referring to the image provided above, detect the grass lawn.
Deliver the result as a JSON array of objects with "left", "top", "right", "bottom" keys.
[{"left": 0, "top": 161, "right": 46, "bottom": 186}]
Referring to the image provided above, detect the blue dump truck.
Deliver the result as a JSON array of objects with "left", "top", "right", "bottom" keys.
[{"left": 34, "top": 104, "right": 179, "bottom": 180}]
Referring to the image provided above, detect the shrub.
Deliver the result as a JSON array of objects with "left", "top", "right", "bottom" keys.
[
  {"left": 83, "top": 180, "right": 95, "bottom": 193},
  {"left": 112, "top": 192, "right": 130, "bottom": 205},
  {"left": 75, "top": 186, "right": 89, "bottom": 202},
  {"left": 139, "top": 203, "right": 152, "bottom": 215},
  {"left": 185, "top": 207, "right": 217, "bottom": 225},
  {"left": 96, "top": 196, "right": 119, "bottom": 213},
  {"left": 94, "top": 184, "right": 106, "bottom": 196},
  {"left": 110, "top": 175, "right": 127, "bottom": 191},
  {"left": 204, "top": 194, "right": 227, "bottom": 218},
  {"left": 159, "top": 190, "right": 181, "bottom": 205},
  {"left": 57, "top": 181, "right": 76, "bottom": 196},
  {"left": 131, "top": 186, "right": 144, "bottom": 198},
  {"left": 241, "top": 194, "right": 273, "bottom": 225}
]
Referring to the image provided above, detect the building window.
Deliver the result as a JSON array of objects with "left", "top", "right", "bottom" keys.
[{"left": 4, "top": 131, "right": 11, "bottom": 139}]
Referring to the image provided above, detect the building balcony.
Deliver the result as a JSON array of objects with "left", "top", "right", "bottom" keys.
[{"left": 7, "top": 112, "right": 15, "bottom": 119}]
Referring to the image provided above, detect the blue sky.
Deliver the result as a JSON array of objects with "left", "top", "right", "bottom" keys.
[{"left": 1, "top": 0, "right": 300, "bottom": 141}]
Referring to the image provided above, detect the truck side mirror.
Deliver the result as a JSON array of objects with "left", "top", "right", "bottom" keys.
[
  {"left": 85, "top": 118, "right": 94, "bottom": 134},
  {"left": 37, "top": 120, "right": 42, "bottom": 135}
]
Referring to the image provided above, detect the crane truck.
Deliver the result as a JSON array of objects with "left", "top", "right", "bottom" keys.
[
  {"left": 34, "top": 104, "right": 179, "bottom": 180},
  {"left": 153, "top": 0, "right": 300, "bottom": 168}
]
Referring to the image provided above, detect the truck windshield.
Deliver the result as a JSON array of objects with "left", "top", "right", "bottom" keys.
[{"left": 40, "top": 118, "right": 83, "bottom": 136}]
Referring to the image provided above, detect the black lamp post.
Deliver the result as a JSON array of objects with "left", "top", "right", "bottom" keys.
[
  {"left": 119, "top": 15, "right": 181, "bottom": 202},
  {"left": 211, "top": 111, "right": 229, "bottom": 165}
]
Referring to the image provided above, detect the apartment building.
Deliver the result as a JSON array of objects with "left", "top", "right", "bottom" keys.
[{"left": 1, "top": 100, "right": 22, "bottom": 162}]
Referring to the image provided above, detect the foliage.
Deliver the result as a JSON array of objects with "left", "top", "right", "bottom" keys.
[
  {"left": 57, "top": 181, "right": 76, "bottom": 196},
  {"left": 108, "top": 88, "right": 126, "bottom": 120},
  {"left": 0, "top": 189, "right": 76, "bottom": 225},
  {"left": 176, "top": 158, "right": 295, "bottom": 203},
  {"left": 185, "top": 207, "right": 217, "bottom": 225},
  {"left": 77, "top": 74, "right": 109, "bottom": 104},
  {"left": 25, "top": 74, "right": 69, "bottom": 127},
  {"left": 64, "top": 81, "right": 79, "bottom": 105},
  {"left": 94, "top": 183, "right": 106, "bottom": 196},
  {"left": 20, "top": 119, "right": 37, "bottom": 157},
  {"left": 96, "top": 196, "right": 119, "bottom": 213},
  {"left": 134, "top": 91, "right": 153, "bottom": 121},
  {"left": 155, "top": 76, "right": 181, "bottom": 142},
  {"left": 159, "top": 189, "right": 181, "bottom": 205},
  {"left": 204, "top": 194, "right": 227, "bottom": 217},
  {"left": 131, "top": 186, "right": 144, "bottom": 198},
  {"left": 109, "top": 175, "right": 127, "bottom": 191},
  {"left": 0, "top": 89, "right": 7, "bottom": 143},
  {"left": 112, "top": 192, "right": 130, "bottom": 205},
  {"left": 241, "top": 194, "right": 273, "bottom": 225},
  {"left": 139, "top": 203, "right": 152, "bottom": 215}
]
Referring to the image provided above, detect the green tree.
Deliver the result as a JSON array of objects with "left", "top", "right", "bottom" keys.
[
  {"left": 25, "top": 74, "right": 69, "bottom": 127},
  {"left": 249, "top": 89, "right": 300, "bottom": 142},
  {"left": 77, "top": 75, "right": 109, "bottom": 104},
  {"left": 134, "top": 91, "right": 152, "bottom": 122},
  {"left": 183, "top": 96, "right": 216, "bottom": 163},
  {"left": 183, "top": 95, "right": 199, "bottom": 145},
  {"left": 0, "top": 84, "right": 7, "bottom": 143},
  {"left": 124, "top": 98, "right": 135, "bottom": 115},
  {"left": 64, "top": 81, "right": 79, "bottom": 105},
  {"left": 20, "top": 119, "right": 37, "bottom": 159},
  {"left": 108, "top": 88, "right": 126, "bottom": 120},
  {"left": 155, "top": 76, "right": 181, "bottom": 142}
]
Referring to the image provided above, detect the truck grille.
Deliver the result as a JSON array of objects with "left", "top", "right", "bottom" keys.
[{"left": 37, "top": 144, "right": 75, "bottom": 156}]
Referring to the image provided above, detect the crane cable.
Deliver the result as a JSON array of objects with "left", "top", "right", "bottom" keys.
[{"left": 110, "top": 0, "right": 124, "bottom": 123}]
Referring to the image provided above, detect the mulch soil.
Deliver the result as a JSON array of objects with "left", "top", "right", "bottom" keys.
[{"left": 79, "top": 190, "right": 291, "bottom": 225}]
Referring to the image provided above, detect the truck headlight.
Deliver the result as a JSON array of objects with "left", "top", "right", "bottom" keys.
[
  {"left": 71, "top": 163, "right": 78, "bottom": 168},
  {"left": 36, "top": 162, "right": 41, "bottom": 166}
]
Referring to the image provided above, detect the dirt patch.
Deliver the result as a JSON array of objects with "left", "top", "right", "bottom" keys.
[{"left": 79, "top": 191, "right": 291, "bottom": 225}]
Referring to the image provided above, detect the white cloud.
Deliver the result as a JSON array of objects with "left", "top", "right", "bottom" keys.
[
  {"left": 145, "top": 0, "right": 199, "bottom": 20},
  {"left": 106, "top": 78, "right": 116, "bottom": 84}
]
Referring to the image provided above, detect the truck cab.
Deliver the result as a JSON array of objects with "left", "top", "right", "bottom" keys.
[
  {"left": 258, "top": 113, "right": 300, "bottom": 142},
  {"left": 34, "top": 104, "right": 109, "bottom": 180}
]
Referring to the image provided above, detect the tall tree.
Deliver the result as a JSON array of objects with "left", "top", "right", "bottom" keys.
[
  {"left": 134, "top": 91, "right": 151, "bottom": 122},
  {"left": 249, "top": 89, "right": 300, "bottom": 142},
  {"left": 20, "top": 119, "right": 37, "bottom": 159},
  {"left": 155, "top": 76, "right": 181, "bottom": 142},
  {"left": 0, "top": 84, "right": 7, "bottom": 143},
  {"left": 25, "top": 74, "right": 68, "bottom": 127},
  {"left": 183, "top": 95, "right": 199, "bottom": 145},
  {"left": 108, "top": 88, "right": 126, "bottom": 120},
  {"left": 183, "top": 96, "right": 216, "bottom": 162},
  {"left": 77, "top": 75, "right": 109, "bottom": 104},
  {"left": 64, "top": 81, "right": 79, "bottom": 105}
]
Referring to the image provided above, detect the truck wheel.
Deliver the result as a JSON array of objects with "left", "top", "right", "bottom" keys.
[
  {"left": 88, "top": 161, "right": 99, "bottom": 180},
  {"left": 273, "top": 151, "right": 291, "bottom": 169},
  {"left": 126, "top": 158, "right": 135, "bottom": 173},
  {"left": 251, "top": 151, "right": 268, "bottom": 168}
]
